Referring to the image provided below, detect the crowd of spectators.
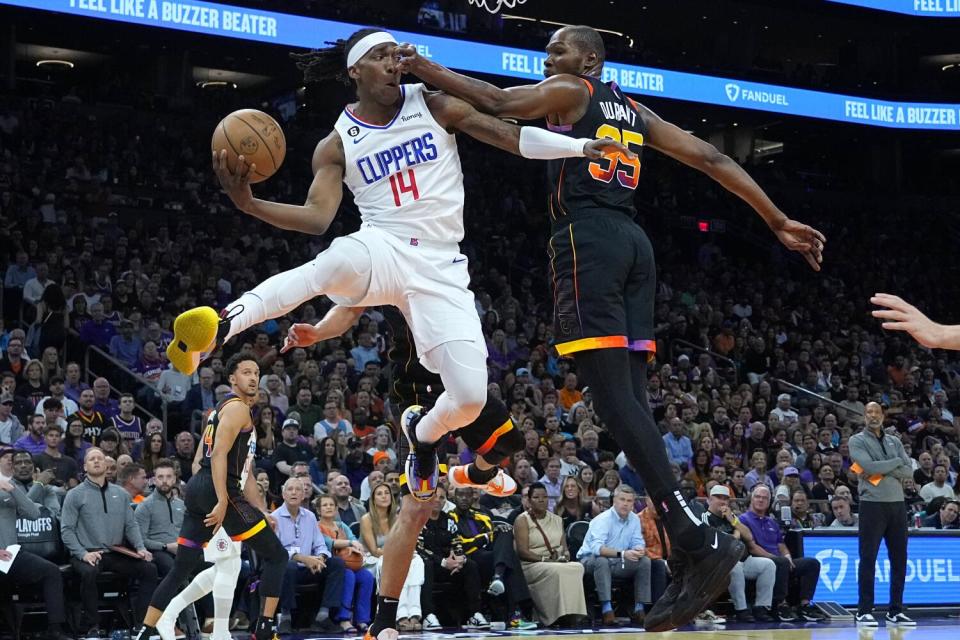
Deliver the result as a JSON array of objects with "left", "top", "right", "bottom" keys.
[{"left": 2, "top": 70, "right": 960, "bottom": 637}]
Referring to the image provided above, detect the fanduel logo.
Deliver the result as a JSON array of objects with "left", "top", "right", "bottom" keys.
[
  {"left": 816, "top": 549, "right": 849, "bottom": 592},
  {"left": 724, "top": 83, "right": 790, "bottom": 106}
]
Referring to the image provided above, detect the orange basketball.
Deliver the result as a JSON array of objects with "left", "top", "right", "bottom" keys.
[{"left": 211, "top": 109, "right": 286, "bottom": 183}]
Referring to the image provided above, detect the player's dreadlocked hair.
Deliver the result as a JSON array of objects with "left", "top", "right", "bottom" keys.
[{"left": 290, "top": 27, "right": 382, "bottom": 84}]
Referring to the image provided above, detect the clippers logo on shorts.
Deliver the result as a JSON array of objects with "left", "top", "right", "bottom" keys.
[{"left": 334, "top": 83, "right": 466, "bottom": 244}]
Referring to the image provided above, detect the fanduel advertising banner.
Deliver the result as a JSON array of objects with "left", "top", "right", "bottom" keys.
[
  {"left": 3, "top": 0, "right": 960, "bottom": 130},
  {"left": 803, "top": 534, "right": 960, "bottom": 606},
  {"left": 828, "top": 1, "right": 960, "bottom": 16}
]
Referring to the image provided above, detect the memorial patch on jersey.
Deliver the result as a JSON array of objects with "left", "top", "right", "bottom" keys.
[{"left": 356, "top": 132, "right": 438, "bottom": 185}]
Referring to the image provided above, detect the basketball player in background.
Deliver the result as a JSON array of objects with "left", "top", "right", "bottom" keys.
[
  {"left": 282, "top": 311, "right": 528, "bottom": 637},
  {"left": 397, "top": 25, "right": 826, "bottom": 630},
  {"left": 167, "top": 26, "right": 628, "bottom": 504},
  {"left": 872, "top": 293, "right": 960, "bottom": 350},
  {"left": 134, "top": 353, "right": 288, "bottom": 640}
]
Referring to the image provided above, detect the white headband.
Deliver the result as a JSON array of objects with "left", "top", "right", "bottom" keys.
[{"left": 346, "top": 31, "right": 398, "bottom": 68}]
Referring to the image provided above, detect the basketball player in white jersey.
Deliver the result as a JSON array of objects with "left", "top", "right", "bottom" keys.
[{"left": 169, "top": 28, "right": 627, "bottom": 485}]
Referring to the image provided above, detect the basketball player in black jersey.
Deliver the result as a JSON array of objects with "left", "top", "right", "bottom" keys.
[
  {"left": 398, "top": 26, "right": 827, "bottom": 630},
  {"left": 282, "top": 305, "right": 526, "bottom": 640},
  {"left": 134, "top": 352, "right": 288, "bottom": 640}
]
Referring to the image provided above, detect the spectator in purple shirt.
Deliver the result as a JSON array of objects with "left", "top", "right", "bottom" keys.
[
  {"left": 63, "top": 362, "right": 91, "bottom": 403},
  {"left": 78, "top": 302, "right": 116, "bottom": 349},
  {"left": 14, "top": 414, "right": 48, "bottom": 456},
  {"left": 272, "top": 477, "right": 345, "bottom": 633},
  {"left": 738, "top": 484, "right": 823, "bottom": 623},
  {"left": 92, "top": 377, "right": 120, "bottom": 418}
]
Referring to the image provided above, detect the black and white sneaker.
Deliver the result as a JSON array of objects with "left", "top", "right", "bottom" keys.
[
  {"left": 464, "top": 613, "right": 490, "bottom": 630},
  {"left": 885, "top": 612, "right": 916, "bottom": 627},
  {"left": 855, "top": 613, "right": 879, "bottom": 627},
  {"left": 800, "top": 604, "right": 826, "bottom": 622}
]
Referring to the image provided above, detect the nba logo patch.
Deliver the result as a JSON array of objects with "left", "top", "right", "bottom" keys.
[{"left": 410, "top": 238, "right": 419, "bottom": 246}]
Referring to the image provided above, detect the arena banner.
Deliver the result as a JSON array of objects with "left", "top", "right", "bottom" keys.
[
  {"left": 802, "top": 532, "right": 960, "bottom": 606},
  {"left": 828, "top": 0, "right": 960, "bottom": 17},
  {"left": 4, "top": 0, "right": 960, "bottom": 130}
]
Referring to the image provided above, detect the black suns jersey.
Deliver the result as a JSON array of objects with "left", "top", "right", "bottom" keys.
[
  {"left": 200, "top": 393, "right": 256, "bottom": 489},
  {"left": 546, "top": 75, "right": 647, "bottom": 226}
]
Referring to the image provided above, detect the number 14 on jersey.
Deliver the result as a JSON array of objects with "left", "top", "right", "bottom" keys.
[{"left": 390, "top": 169, "right": 420, "bottom": 207}]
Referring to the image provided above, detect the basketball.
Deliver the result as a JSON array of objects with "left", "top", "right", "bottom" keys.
[{"left": 211, "top": 109, "right": 286, "bottom": 183}]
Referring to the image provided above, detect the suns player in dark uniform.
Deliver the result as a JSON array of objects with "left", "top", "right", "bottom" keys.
[
  {"left": 282, "top": 304, "right": 525, "bottom": 640},
  {"left": 397, "top": 26, "right": 827, "bottom": 630},
  {"left": 133, "top": 352, "right": 288, "bottom": 640}
]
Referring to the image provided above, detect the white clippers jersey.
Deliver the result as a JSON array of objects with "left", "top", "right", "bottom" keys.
[{"left": 334, "top": 83, "right": 465, "bottom": 244}]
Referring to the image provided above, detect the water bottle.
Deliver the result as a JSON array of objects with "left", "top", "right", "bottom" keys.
[{"left": 914, "top": 512, "right": 922, "bottom": 529}]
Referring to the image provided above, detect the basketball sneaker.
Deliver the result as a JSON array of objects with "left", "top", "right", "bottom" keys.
[
  {"left": 645, "top": 529, "right": 744, "bottom": 631},
  {"left": 167, "top": 306, "right": 238, "bottom": 375},
  {"left": 400, "top": 405, "right": 439, "bottom": 501},
  {"left": 448, "top": 465, "right": 517, "bottom": 497},
  {"left": 885, "top": 612, "right": 916, "bottom": 627}
]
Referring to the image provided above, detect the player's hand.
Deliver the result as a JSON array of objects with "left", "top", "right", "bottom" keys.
[
  {"left": 870, "top": 294, "right": 944, "bottom": 348},
  {"left": 265, "top": 514, "right": 279, "bottom": 532},
  {"left": 583, "top": 138, "right": 636, "bottom": 160},
  {"left": 769, "top": 217, "right": 825, "bottom": 272},
  {"left": 204, "top": 501, "right": 228, "bottom": 533},
  {"left": 212, "top": 149, "right": 255, "bottom": 212},
  {"left": 0, "top": 549, "right": 13, "bottom": 561},
  {"left": 281, "top": 323, "right": 324, "bottom": 353},
  {"left": 393, "top": 43, "right": 421, "bottom": 74},
  {"left": 83, "top": 551, "right": 102, "bottom": 566}
]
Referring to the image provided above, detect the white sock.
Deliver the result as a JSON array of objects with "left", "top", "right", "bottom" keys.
[
  {"left": 223, "top": 238, "right": 372, "bottom": 342},
  {"left": 413, "top": 341, "right": 488, "bottom": 444}
]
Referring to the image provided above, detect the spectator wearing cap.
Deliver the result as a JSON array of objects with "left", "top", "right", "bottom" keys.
[
  {"left": 108, "top": 319, "right": 143, "bottom": 369},
  {"left": 739, "top": 484, "right": 823, "bottom": 622},
  {"left": 663, "top": 416, "right": 693, "bottom": 468},
  {"left": 0, "top": 392, "right": 24, "bottom": 445},
  {"left": 15, "top": 414, "right": 47, "bottom": 455},
  {"left": 771, "top": 394, "right": 798, "bottom": 426},
  {"left": 274, "top": 417, "right": 312, "bottom": 478},
  {"left": 703, "top": 484, "right": 777, "bottom": 622},
  {"left": 35, "top": 423, "right": 80, "bottom": 487},
  {"left": 359, "top": 451, "right": 394, "bottom": 503},
  {"left": 34, "top": 377, "right": 79, "bottom": 418}
]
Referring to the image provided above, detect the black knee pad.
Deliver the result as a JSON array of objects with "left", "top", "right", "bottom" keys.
[{"left": 459, "top": 395, "right": 523, "bottom": 460}]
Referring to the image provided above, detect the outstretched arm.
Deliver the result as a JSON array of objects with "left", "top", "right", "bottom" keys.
[
  {"left": 426, "top": 92, "right": 631, "bottom": 160},
  {"left": 871, "top": 294, "right": 960, "bottom": 350},
  {"left": 213, "top": 131, "right": 344, "bottom": 235},
  {"left": 281, "top": 305, "right": 366, "bottom": 353},
  {"left": 635, "top": 102, "right": 825, "bottom": 271},
  {"left": 398, "top": 45, "right": 587, "bottom": 120}
]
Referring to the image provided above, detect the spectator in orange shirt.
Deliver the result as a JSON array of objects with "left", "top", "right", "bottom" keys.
[
  {"left": 640, "top": 496, "right": 671, "bottom": 603},
  {"left": 558, "top": 373, "right": 582, "bottom": 412}
]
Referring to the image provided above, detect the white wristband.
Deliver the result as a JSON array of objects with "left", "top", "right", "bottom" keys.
[{"left": 518, "top": 126, "right": 587, "bottom": 160}]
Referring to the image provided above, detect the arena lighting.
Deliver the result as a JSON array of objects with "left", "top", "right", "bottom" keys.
[
  {"left": 198, "top": 80, "right": 236, "bottom": 89},
  {"left": 3, "top": 0, "right": 960, "bottom": 130},
  {"left": 827, "top": 0, "right": 960, "bottom": 17},
  {"left": 36, "top": 59, "right": 74, "bottom": 68}
]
